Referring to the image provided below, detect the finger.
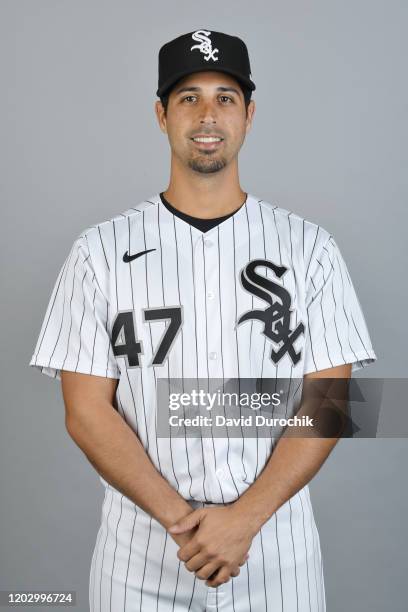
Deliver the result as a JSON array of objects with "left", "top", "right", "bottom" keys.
[
  {"left": 184, "top": 552, "right": 211, "bottom": 573},
  {"left": 208, "top": 564, "right": 240, "bottom": 582},
  {"left": 205, "top": 568, "right": 232, "bottom": 587},
  {"left": 168, "top": 509, "right": 204, "bottom": 534},
  {"left": 177, "top": 539, "right": 202, "bottom": 563},
  {"left": 195, "top": 562, "right": 223, "bottom": 581}
]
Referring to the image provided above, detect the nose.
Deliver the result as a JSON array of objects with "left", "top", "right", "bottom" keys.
[{"left": 199, "top": 99, "right": 217, "bottom": 125}]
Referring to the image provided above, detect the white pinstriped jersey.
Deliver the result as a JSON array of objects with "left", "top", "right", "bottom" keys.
[
  {"left": 29, "top": 193, "right": 377, "bottom": 610},
  {"left": 29, "top": 192, "right": 376, "bottom": 504}
]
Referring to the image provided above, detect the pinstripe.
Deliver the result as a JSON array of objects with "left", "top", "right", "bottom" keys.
[
  {"left": 201, "top": 237, "right": 210, "bottom": 381},
  {"left": 104, "top": 299, "right": 111, "bottom": 377},
  {"left": 189, "top": 225, "right": 210, "bottom": 502},
  {"left": 231, "top": 577, "right": 237, "bottom": 612},
  {"left": 156, "top": 529, "right": 168, "bottom": 612},
  {"left": 299, "top": 491, "right": 312, "bottom": 612},
  {"left": 109, "top": 495, "right": 123, "bottom": 611},
  {"left": 89, "top": 488, "right": 108, "bottom": 611},
  {"left": 98, "top": 225, "right": 110, "bottom": 272},
  {"left": 259, "top": 203, "right": 278, "bottom": 448},
  {"left": 171, "top": 559, "right": 183, "bottom": 611},
  {"left": 349, "top": 308, "right": 371, "bottom": 359},
  {"left": 139, "top": 517, "right": 153, "bottom": 611},
  {"left": 44, "top": 255, "right": 73, "bottom": 368},
  {"left": 90, "top": 283, "right": 98, "bottom": 374},
  {"left": 217, "top": 226, "right": 240, "bottom": 499},
  {"left": 258, "top": 203, "right": 267, "bottom": 387},
  {"left": 271, "top": 208, "right": 283, "bottom": 434},
  {"left": 187, "top": 575, "right": 198, "bottom": 611},
  {"left": 189, "top": 225, "right": 200, "bottom": 383},
  {"left": 305, "top": 489, "right": 322, "bottom": 612},
  {"left": 306, "top": 301, "right": 318, "bottom": 371},
  {"left": 142, "top": 209, "right": 158, "bottom": 458},
  {"left": 244, "top": 201, "right": 254, "bottom": 360},
  {"left": 125, "top": 216, "right": 141, "bottom": 429},
  {"left": 275, "top": 512, "right": 284, "bottom": 611},
  {"left": 171, "top": 212, "right": 194, "bottom": 499},
  {"left": 259, "top": 528, "right": 268, "bottom": 612},
  {"left": 232, "top": 216, "right": 248, "bottom": 482},
  {"left": 244, "top": 202, "right": 261, "bottom": 484},
  {"left": 316, "top": 259, "right": 335, "bottom": 367},
  {"left": 289, "top": 499, "right": 299, "bottom": 612},
  {"left": 272, "top": 207, "right": 282, "bottom": 406},
  {"left": 245, "top": 548, "right": 252, "bottom": 612},
  {"left": 305, "top": 226, "right": 320, "bottom": 280},
  {"left": 113, "top": 220, "right": 119, "bottom": 316},
  {"left": 157, "top": 202, "right": 181, "bottom": 495},
  {"left": 322, "top": 245, "right": 346, "bottom": 361},
  {"left": 85, "top": 233, "right": 108, "bottom": 308},
  {"left": 61, "top": 251, "right": 82, "bottom": 371},
  {"left": 73, "top": 266, "right": 88, "bottom": 371},
  {"left": 99, "top": 488, "right": 114, "bottom": 611},
  {"left": 232, "top": 217, "right": 241, "bottom": 381},
  {"left": 332, "top": 241, "right": 360, "bottom": 363}
]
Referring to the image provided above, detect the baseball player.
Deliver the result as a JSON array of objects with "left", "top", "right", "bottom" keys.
[{"left": 29, "top": 29, "right": 377, "bottom": 611}]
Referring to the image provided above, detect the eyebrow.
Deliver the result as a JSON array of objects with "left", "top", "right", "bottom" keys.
[{"left": 174, "top": 85, "right": 242, "bottom": 96}]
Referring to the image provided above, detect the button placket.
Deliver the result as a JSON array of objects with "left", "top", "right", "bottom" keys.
[
  {"left": 193, "top": 233, "right": 221, "bottom": 500},
  {"left": 202, "top": 233, "right": 227, "bottom": 496}
]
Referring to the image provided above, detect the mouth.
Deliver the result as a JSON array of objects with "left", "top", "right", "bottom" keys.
[{"left": 190, "top": 136, "right": 224, "bottom": 151}]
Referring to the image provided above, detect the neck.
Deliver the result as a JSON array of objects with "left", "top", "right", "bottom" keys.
[{"left": 163, "top": 156, "right": 246, "bottom": 219}]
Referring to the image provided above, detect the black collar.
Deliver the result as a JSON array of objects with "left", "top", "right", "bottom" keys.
[{"left": 159, "top": 192, "right": 244, "bottom": 233}]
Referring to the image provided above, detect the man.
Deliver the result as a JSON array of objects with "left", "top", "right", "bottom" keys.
[{"left": 29, "top": 29, "right": 377, "bottom": 611}]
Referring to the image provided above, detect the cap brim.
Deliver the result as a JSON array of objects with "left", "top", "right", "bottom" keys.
[{"left": 156, "top": 66, "right": 256, "bottom": 98}]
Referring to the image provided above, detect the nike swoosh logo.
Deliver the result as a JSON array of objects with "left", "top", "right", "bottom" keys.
[{"left": 123, "top": 248, "right": 156, "bottom": 262}]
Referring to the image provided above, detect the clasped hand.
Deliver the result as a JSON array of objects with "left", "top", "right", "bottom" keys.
[{"left": 168, "top": 506, "right": 254, "bottom": 588}]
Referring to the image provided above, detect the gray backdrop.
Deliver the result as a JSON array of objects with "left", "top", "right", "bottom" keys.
[{"left": 1, "top": 0, "right": 407, "bottom": 610}]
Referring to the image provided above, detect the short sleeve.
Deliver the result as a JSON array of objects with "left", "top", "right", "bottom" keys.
[
  {"left": 303, "top": 235, "right": 377, "bottom": 374},
  {"left": 29, "top": 234, "right": 121, "bottom": 381}
]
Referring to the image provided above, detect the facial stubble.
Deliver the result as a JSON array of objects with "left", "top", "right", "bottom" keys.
[{"left": 187, "top": 151, "right": 228, "bottom": 174}]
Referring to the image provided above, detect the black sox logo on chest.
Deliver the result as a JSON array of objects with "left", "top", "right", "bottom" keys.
[{"left": 237, "top": 259, "right": 305, "bottom": 365}]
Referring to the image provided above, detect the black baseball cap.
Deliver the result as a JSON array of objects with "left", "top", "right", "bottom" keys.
[{"left": 156, "top": 29, "right": 256, "bottom": 98}]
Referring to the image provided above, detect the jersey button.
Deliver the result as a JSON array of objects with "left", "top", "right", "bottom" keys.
[
  {"left": 204, "top": 238, "right": 213, "bottom": 248},
  {"left": 216, "top": 468, "right": 225, "bottom": 478},
  {"left": 209, "top": 352, "right": 217, "bottom": 360},
  {"left": 207, "top": 290, "right": 215, "bottom": 300}
]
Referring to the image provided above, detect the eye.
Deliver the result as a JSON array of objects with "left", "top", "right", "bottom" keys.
[
  {"left": 219, "top": 95, "right": 233, "bottom": 103},
  {"left": 181, "top": 95, "right": 197, "bottom": 103}
]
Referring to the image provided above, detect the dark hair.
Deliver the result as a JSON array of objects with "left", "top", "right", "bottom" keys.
[{"left": 159, "top": 82, "right": 252, "bottom": 115}]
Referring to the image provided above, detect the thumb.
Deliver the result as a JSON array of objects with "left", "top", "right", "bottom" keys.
[{"left": 168, "top": 509, "right": 203, "bottom": 534}]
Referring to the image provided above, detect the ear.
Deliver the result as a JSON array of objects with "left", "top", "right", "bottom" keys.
[
  {"left": 245, "top": 99, "right": 256, "bottom": 133},
  {"left": 155, "top": 100, "right": 168, "bottom": 134}
]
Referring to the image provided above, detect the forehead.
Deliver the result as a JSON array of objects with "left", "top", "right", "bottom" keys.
[{"left": 172, "top": 70, "right": 242, "bottom": 93}]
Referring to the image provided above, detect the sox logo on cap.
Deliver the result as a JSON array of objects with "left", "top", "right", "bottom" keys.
[{"left": 190, "top": 29, "right": 219, "bottom": 62}]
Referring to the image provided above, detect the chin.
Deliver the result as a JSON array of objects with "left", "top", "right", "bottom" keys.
[{"left": 188, "top": 159, "right": 227, "bottom": 174}]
